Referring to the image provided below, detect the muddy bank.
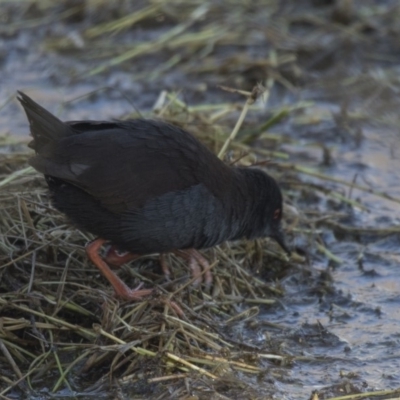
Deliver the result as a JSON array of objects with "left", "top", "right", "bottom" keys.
[{"left": 1, "top": 1, "right": 400, "bottom": 399}]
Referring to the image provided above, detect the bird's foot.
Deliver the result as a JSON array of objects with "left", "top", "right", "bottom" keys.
[
  {"left": 86, "top": 239, "right": 152, "bottom": 301},
  {"left": 105, "top": 246, "right": 172, "bottom": 283},
  {"left": 173, "top": 249, "right": 213, "bottom": 288},
  {"left": 103, "top": 245, "right": 139, "bottom": 267}
]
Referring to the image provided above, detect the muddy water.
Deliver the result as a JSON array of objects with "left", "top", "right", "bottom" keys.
[
  {"left": 1, "top": 1, "right": 400, "bottom": 399},
  {"left": 269, "top": 105, "right": 400, "bottom": 395}
]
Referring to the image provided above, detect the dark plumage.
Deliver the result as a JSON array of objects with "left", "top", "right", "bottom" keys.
[{"left": 18, "top": 91, "right": 289, "bottom": 300}]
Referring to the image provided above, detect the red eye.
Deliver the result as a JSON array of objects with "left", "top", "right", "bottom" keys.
[{"left": 273, "top": 208, "right": 281, "bottom": 220}]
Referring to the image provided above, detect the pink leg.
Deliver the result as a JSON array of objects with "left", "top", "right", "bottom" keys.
[
  {"left": 173, "top": 249, "right": 213, "bottom": 288},
  {"left": 192, "top": 250, "right": 213, "bottom": 288},
  {"left": 104, "top": 245, "right": 140, "bottom": 267},
  {"left": 86, "top": 239, "right": 152, "bottom": 300},
  {"left": 97, "top": 243, "right": 212, "bottom": 289},
  {"left": 105, "top": 246, "right": 172, "bottom": 281}
]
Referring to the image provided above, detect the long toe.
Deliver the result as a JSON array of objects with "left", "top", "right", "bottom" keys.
[
  {"left": 173, "top": 249, "right": 212, "bottom": 287},
  {"left": 188, "top": 255, "right": 203, "bottom": 287},
  {"left": 86, "top": 238, "right": 152, "bottom": 301},
  {"left": 191, "top": 250, "right": 213, "bottom": 289}
]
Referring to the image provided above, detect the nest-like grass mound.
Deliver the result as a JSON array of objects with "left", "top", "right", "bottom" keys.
[{"left": 0, "top": 95, "right": 298, "bottom": 398}]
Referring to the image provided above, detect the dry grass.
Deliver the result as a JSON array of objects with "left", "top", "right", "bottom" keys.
[
  {"left": 2, "top": 0, "right": 400, "bottom": 399},
  {"left": 0, "top": 88, "right": 301, "bottom": 398},
  {"left": 2, "top": 85, "right": 399, "bottom": 398}
]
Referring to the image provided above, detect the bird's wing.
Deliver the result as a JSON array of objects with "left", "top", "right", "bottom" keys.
[{"left": 30, "top": 119, "right": 233, "bottom": 213}]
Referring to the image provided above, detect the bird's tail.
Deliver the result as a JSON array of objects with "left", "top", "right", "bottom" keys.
[{"left": 17, "top": 91, "right": 70, "bottom": 152}]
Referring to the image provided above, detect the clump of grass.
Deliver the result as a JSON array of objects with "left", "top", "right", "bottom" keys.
[
  {"left": 2, "top": 82, "right": 400, "bottom": 397},
  {"left": 0, "top": 86, "right": 301, "bottom": 398}
]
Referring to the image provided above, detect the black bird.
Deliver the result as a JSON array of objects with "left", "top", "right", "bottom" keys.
[{"left": 17, "top": 91, "right": 290, "bottom": 300}]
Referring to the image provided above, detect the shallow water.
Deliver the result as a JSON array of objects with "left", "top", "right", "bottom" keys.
[{"left": 1, "top": 1, "right": 400, "bottom": 399}]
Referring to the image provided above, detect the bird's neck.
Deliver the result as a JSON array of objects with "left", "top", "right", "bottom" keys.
[{"left": 226, "top": 167, "right": 266, "bottom": 240}]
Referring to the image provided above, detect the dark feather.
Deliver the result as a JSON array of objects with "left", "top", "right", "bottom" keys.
[{"left": 18, "top": 91, "right": 288, "bottom": 255}]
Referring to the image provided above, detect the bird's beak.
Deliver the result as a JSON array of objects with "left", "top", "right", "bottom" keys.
[{"left": 271, "top": 230, "right": 291, "bottom": 256}]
